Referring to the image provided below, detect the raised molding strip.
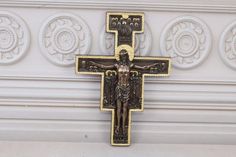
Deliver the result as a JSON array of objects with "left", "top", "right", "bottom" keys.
[
  {"left": 1, "top": 119, "right": 236, "bottom": 144},
  {"left": 0, "top": 106, "right": 236, "bottom": 144},
  {"left": 1, "top": 0, "right": 236, "bottom": 13},
  {"left": 0, "top": 75, "right": 236, "bottom": 110},
  {"left": 0, "top": 74, "right": 236, "bottom": 144}
]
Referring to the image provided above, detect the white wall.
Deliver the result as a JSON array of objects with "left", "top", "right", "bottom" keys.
[
  {"left": 1, "top": 142, "right": 236, "bottom": 157},
  {"left": 0, "top": 0, "right": 236, "bottom": 156}
]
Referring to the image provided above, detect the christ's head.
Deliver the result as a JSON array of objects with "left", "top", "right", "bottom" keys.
[{"left": 119, "top": 50, "right": 129, "bottom": 63}]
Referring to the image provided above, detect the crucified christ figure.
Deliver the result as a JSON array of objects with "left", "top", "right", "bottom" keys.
[{"left": 89, "top": 50, "right": 159, "bottom": 135}]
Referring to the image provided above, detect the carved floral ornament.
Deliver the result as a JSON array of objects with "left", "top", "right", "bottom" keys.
[
  {"left": 0, "top": 11, "right": 30, "bottom": 65},
  {"left": 160, "top": 16, "right": 212, "bottom": 69},
  {"left": 1, "top": 11, "right": 235, "bottom": 71},
  {"left": 219, "top": 20, "right": 236, "bottom": 70},
  {"left": 39, "top": 13, "right": 92, "bottom": 66}
]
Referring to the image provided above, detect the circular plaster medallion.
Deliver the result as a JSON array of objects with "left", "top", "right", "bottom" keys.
[
  {"left": 219, "top": 20, "right": 236, "bottom": 70},
  {"left": 39, "top": 13, "right": 91, "bottom": 66},
  {"left": 0, "top": 11, "right": 30, "bottom": 65},
  {"left": 160, "top": 16, "right": 212, "bottom": 69}
]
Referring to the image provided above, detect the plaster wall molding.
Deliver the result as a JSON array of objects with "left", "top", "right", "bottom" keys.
[
  {"left": 219, "top": 20, "right": 236, "bottom": 70},
  {"left": 0, "top": 1, "right": 235, "bottom": 146},
  {"left": 160, "top": 16, "right": 212, "bottom": 69},
  {"left": 0, "top": 11, "right": 30, "bottom": 65},
  {"left": 39, "top": 13, "right": 91, "bottom": 66},
  {"left": 1, "top": 0, "right": 236, "bottom": 13}
]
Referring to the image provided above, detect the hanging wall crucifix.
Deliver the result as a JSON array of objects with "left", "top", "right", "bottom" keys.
[{"left": 76, "top": 12, "right": 171, "bottom": 146}]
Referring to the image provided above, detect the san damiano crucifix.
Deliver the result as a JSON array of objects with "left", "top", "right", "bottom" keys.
[{"left": 76, "top": 12, "right": 171, "bottom": 146}]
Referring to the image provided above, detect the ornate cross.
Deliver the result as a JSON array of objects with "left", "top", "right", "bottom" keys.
[{"left": 76, "top": 12, "right": 171, "bottom": 146}]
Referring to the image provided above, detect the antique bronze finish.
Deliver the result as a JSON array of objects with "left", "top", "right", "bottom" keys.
[{"left": 76, "top": 12, "right": 171, "bottom": 146}]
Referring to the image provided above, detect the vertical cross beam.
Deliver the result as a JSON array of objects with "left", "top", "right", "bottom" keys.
[
  {"left": 75, "top": 12, "right": 171, "bottom": 146},
  {"left": 107, "top": 12, "right": 144, "bottom": 61}
]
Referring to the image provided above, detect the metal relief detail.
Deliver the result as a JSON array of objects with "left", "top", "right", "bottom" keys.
[
  {"left": 78, "top": 52, "right": 170, "bottom": 145},
  {"left": 100, "top": 23, "right": 152, "bottom": 56},
  {"left": 160, "top": 16, "right": 212, "bottom": 69},
  {"left": 39, "top": 13, "right": 91, "bottom": 66},
  {"left": 0, "top": 11, "right": 30, "bottom": 65},
  {"left": 76, "top": 12, "right": 171, "bottom": 146},
  {"left": 219, "top": 20, "right": 236, "bottom": 70}
]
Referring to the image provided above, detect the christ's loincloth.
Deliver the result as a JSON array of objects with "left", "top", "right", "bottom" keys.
[{"left": 115, "top": 84, "right": 130, "bottom": 103}]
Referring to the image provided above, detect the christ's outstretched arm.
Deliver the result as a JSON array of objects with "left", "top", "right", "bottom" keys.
[
  {"left": 89, "top": 61, "right": 116, "bottom": 70},
  {"left": 132, "top": 63, "right": 160, "bottom": 70}
]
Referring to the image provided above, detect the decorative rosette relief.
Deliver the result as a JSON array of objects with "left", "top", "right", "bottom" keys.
[
  {"left": 0, "top": 11, "right": 30, "bottom": 65},
  {"left": 100, "top": 23, "right": 152, "bottom": 56},
  {"left": 39, "top": 13, "right": 91, "bottom": 66},
  {"left": 219, "top": 21, "right": 236, "bottom": 70},
  {"left": 160, "top": 16, "right": 212, "bottom": 69}
]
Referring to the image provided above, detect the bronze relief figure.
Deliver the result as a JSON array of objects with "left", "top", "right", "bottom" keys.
[{"left": 76, "top": 12, "right": 171, "bottom": 146}]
